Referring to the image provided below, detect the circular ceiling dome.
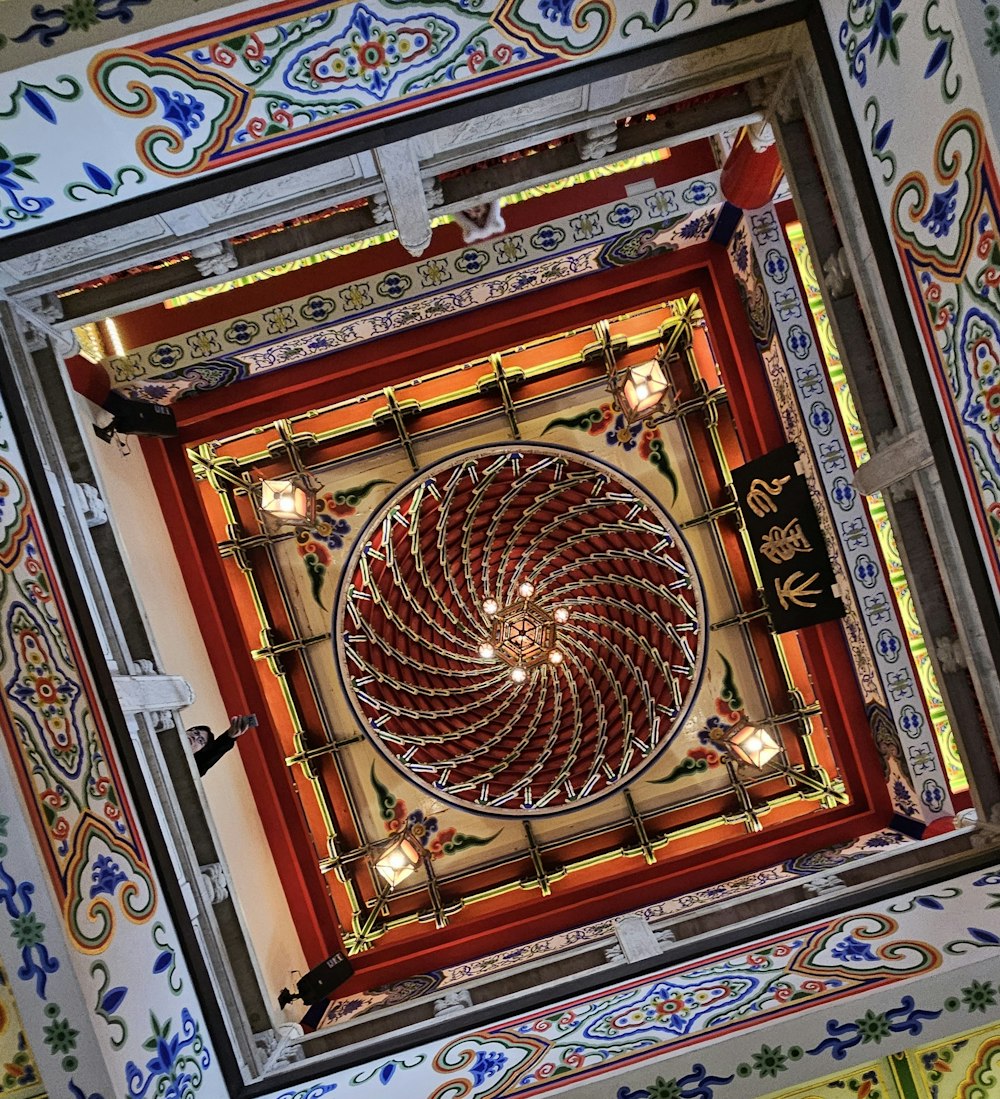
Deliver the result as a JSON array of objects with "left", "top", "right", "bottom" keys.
[{"left": 334, "top": 443, "right": 706, "bottom": 816}]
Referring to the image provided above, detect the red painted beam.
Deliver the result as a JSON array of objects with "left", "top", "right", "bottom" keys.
[{"left": 177, "top": 245, "right": 718, "bottom": 441}]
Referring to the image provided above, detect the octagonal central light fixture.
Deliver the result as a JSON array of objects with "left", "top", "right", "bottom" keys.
[{"left": 478, "top": 582, "right": 567, "bottom": 681}]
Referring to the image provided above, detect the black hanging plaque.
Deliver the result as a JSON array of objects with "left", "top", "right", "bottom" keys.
[{"left": 731, "top": 443, "right": 845, "bottom": 633}]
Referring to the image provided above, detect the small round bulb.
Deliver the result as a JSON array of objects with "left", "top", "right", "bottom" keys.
[
  {"left": 511, "top": 667, "right": 527, "bottom": 684},
  {"left": 553, "top": 607, "right": 569, "bottom": 624},
  {"left": 548, "top": 649, "right": 563, "bottom": 665},
  {"left": 518, "top": 582, "right": 534, "bottom": 599},
  {"left": 483, "top": 598, "right": 498, "bottom": 616},
  {"left": 478, "top": 642, "right": 495, "bottom": 660}
]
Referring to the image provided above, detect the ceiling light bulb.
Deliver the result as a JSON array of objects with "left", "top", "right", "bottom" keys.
[
  {"left": 511, "top": 667, "right": 527, "bottom": 684},
  {"left": 483, "top": 598, "right": 498, "bottom": 616},
  {"left": 478, "top": 642, "right": 495, "bottom": 659},
  {"left": 548, "top": 650, "right": 563, "bottom": 665},
  {"left": 518, "top": 582, "right": 534, "bottom": 599},
  {"left": 553, "top": 607, "right": 569, "bottom": 624}
]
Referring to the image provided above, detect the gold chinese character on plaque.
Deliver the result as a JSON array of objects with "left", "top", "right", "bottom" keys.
[
  {"left": 745, "top": 475, "right": 791, "bottom": 517},
  {"left": 759, "top": 519, "right": 813, "bottom": 564},
  {"left": 775, "top": 571, "right": 822, "bottom": 610}
]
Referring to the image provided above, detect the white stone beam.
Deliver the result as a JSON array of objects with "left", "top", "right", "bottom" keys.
[
  {"left": 853, "top": 427, "right": 934, "bottom": 498},
  {"left": 586, "top": 73, "right": 630, "bottom": 114},
  {"left": 374, "top": 139, "right": 433, "bottom": 257}
]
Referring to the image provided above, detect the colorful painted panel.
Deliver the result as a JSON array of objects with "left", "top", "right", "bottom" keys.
[
  {"left": 0, "top": 0, "right": 237, "bottom": 67},
  {"left": 823, "top": 0, "right": 1000, "bottom": 610},
  {"left": 316, "top": 827, "right": 913, "bottom": 1030},
  {"left": 785, "top": 220, "right": 965, "bottom": 795},
  {"left": 906, "top": 1020, "right": 1000, "bottom": 1099},
  {"left": 0, "top": 955, "right": 44, "bottom": 1098},
  {"left": 254, "top": 866, "right": 1000, "bottom": 1099},
  {"left": 0, "top": 0, "right": 779, "bottom": 235},
  {"left": 0, "top": 374, "right": 226, "bottom": 1094},
  {"left": 0, "top": 457, "right": 157, "bottom": 948}
]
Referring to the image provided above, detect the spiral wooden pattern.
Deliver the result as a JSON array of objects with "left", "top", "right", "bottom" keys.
[{"left": 335, "top": 444, "right": 706, "bottom": 816}]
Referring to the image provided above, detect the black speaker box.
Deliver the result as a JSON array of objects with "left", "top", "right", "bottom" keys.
[
  {"left": 296, "top": 952, "right": 354, "bottom": 1005},
  {"left": 100, "top": 392, "right": 178, "bottom": 439}
]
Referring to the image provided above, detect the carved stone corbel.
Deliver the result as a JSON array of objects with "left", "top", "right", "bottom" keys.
[
  {"left": 71, "top": 481, "right": 108, "bottom": 528},
  {"left": 199, "top": 862, "right": 229, "bottom": 905},
  {"left": 190, "top": 240, "right": 238, "bottom": 278},
  {"left": 433, "top": 988, "right": 473, "bottom": 1018},
  {"left": 852, "top": 427, "right": 933, "bottom": 498}
]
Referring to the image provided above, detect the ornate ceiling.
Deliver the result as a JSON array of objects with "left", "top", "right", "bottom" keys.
[
  {"left": 170, "top": 280, "right": 886, "bottom": 992},
  {"left": 110, "top": 95, "right": 942, "bottom": 1007}
]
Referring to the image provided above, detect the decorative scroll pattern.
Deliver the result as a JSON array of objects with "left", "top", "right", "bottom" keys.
[
  {"left": 0, "top": 457, "right": 157, "bottom": 946},
  {"left": 0, "top": 386, "right": 225, "bottom": 1095},
  {"left": 729, "top": 208, "right": 953, "bottom": 823},
  {"left": 785, "top": 220, "right": 964, "bottom": 794},
  {"left": 262, "top": 866, "right": 1000, "bottom": 1099},
  {"left": 316, "top": 827, "right": 910, "bottom": 1030},
  {"left": 0, "top": 0, "right": 775, "bottom": 234},
  {"left": 891, "top": 112, "right": 1000, "bottom": 599},
  {"left": 827, "top": 0, "right": 1000, "bottom": 616}
]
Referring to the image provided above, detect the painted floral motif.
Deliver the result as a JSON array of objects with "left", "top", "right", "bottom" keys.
[
  {"left": 91, "top": 959, "right": 129, "bottom": 1048},
  {"left": 839, "top": 0, "right": 907, "bottom": 88},
  {"left": 985, "top": 1, "right": 1000, "bottom": 55},
  {"left": 297, "top": 480, "right": 388, "bottom": 605},
  {"left": 0, "top": 855, "right": 60, "bottom": 999},
  {"left": 654, "top": 657, "right": 743, "bottom": 785},
  {"left": 125, "top": 1009, "right": 209, "bottom": 1099},
  {"left": 961, "top": 979, "right": 998, "bottom": 1012},
  {"left": 0, "top": 1031, "right": 40, "bottom": 1090},
  {"left": 807, "top": 995, "right": 940, "bottom": 1059},
  {"left": 619, "top": 1064, "right": 734, "bottom": 1099},
  {"left": 371, "top": 766, "right": 498, "bottom": 858},
  {"left": 285, "top": 4, "right": 460, "bottom": 100},
  {"left": 186, "top": 330, "right": 221, "bottom": 358},
  {"left": 389, "top": 806, "right": 449, "bottom": 854},
  {"left": 542, "top": 403, "right": 678, "bottom": 501},
  {"left": 42, "top": 1007, "right": 78, "bottom": 1056},
  {"left": 0, "top": 142, "right": 53, "bottom": 231},
  {"left": 7, "top": 603, "right": 82, "bottom": 778},
  {"left": 89, "top": 854, "right": 128, "bottom": 899},
  {"left": 5, "top": 0, "right": 151, "bottom": 46},
  {"left": 153, "top": 87, "right": 205, "bottom": 140}
]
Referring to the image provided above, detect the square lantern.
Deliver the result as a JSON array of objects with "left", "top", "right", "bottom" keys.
[
  {"left": 372, "top": 831, "right": 423, "bottom": 888},
  {"left": 613, "top": 359, "right": 673, "bottom": 424},
  {"left": 725, "top": 721, "right": 783, "bottom": 769},
  {"left": 255, "top": 473, "right": 318, "bottom": 534}
]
